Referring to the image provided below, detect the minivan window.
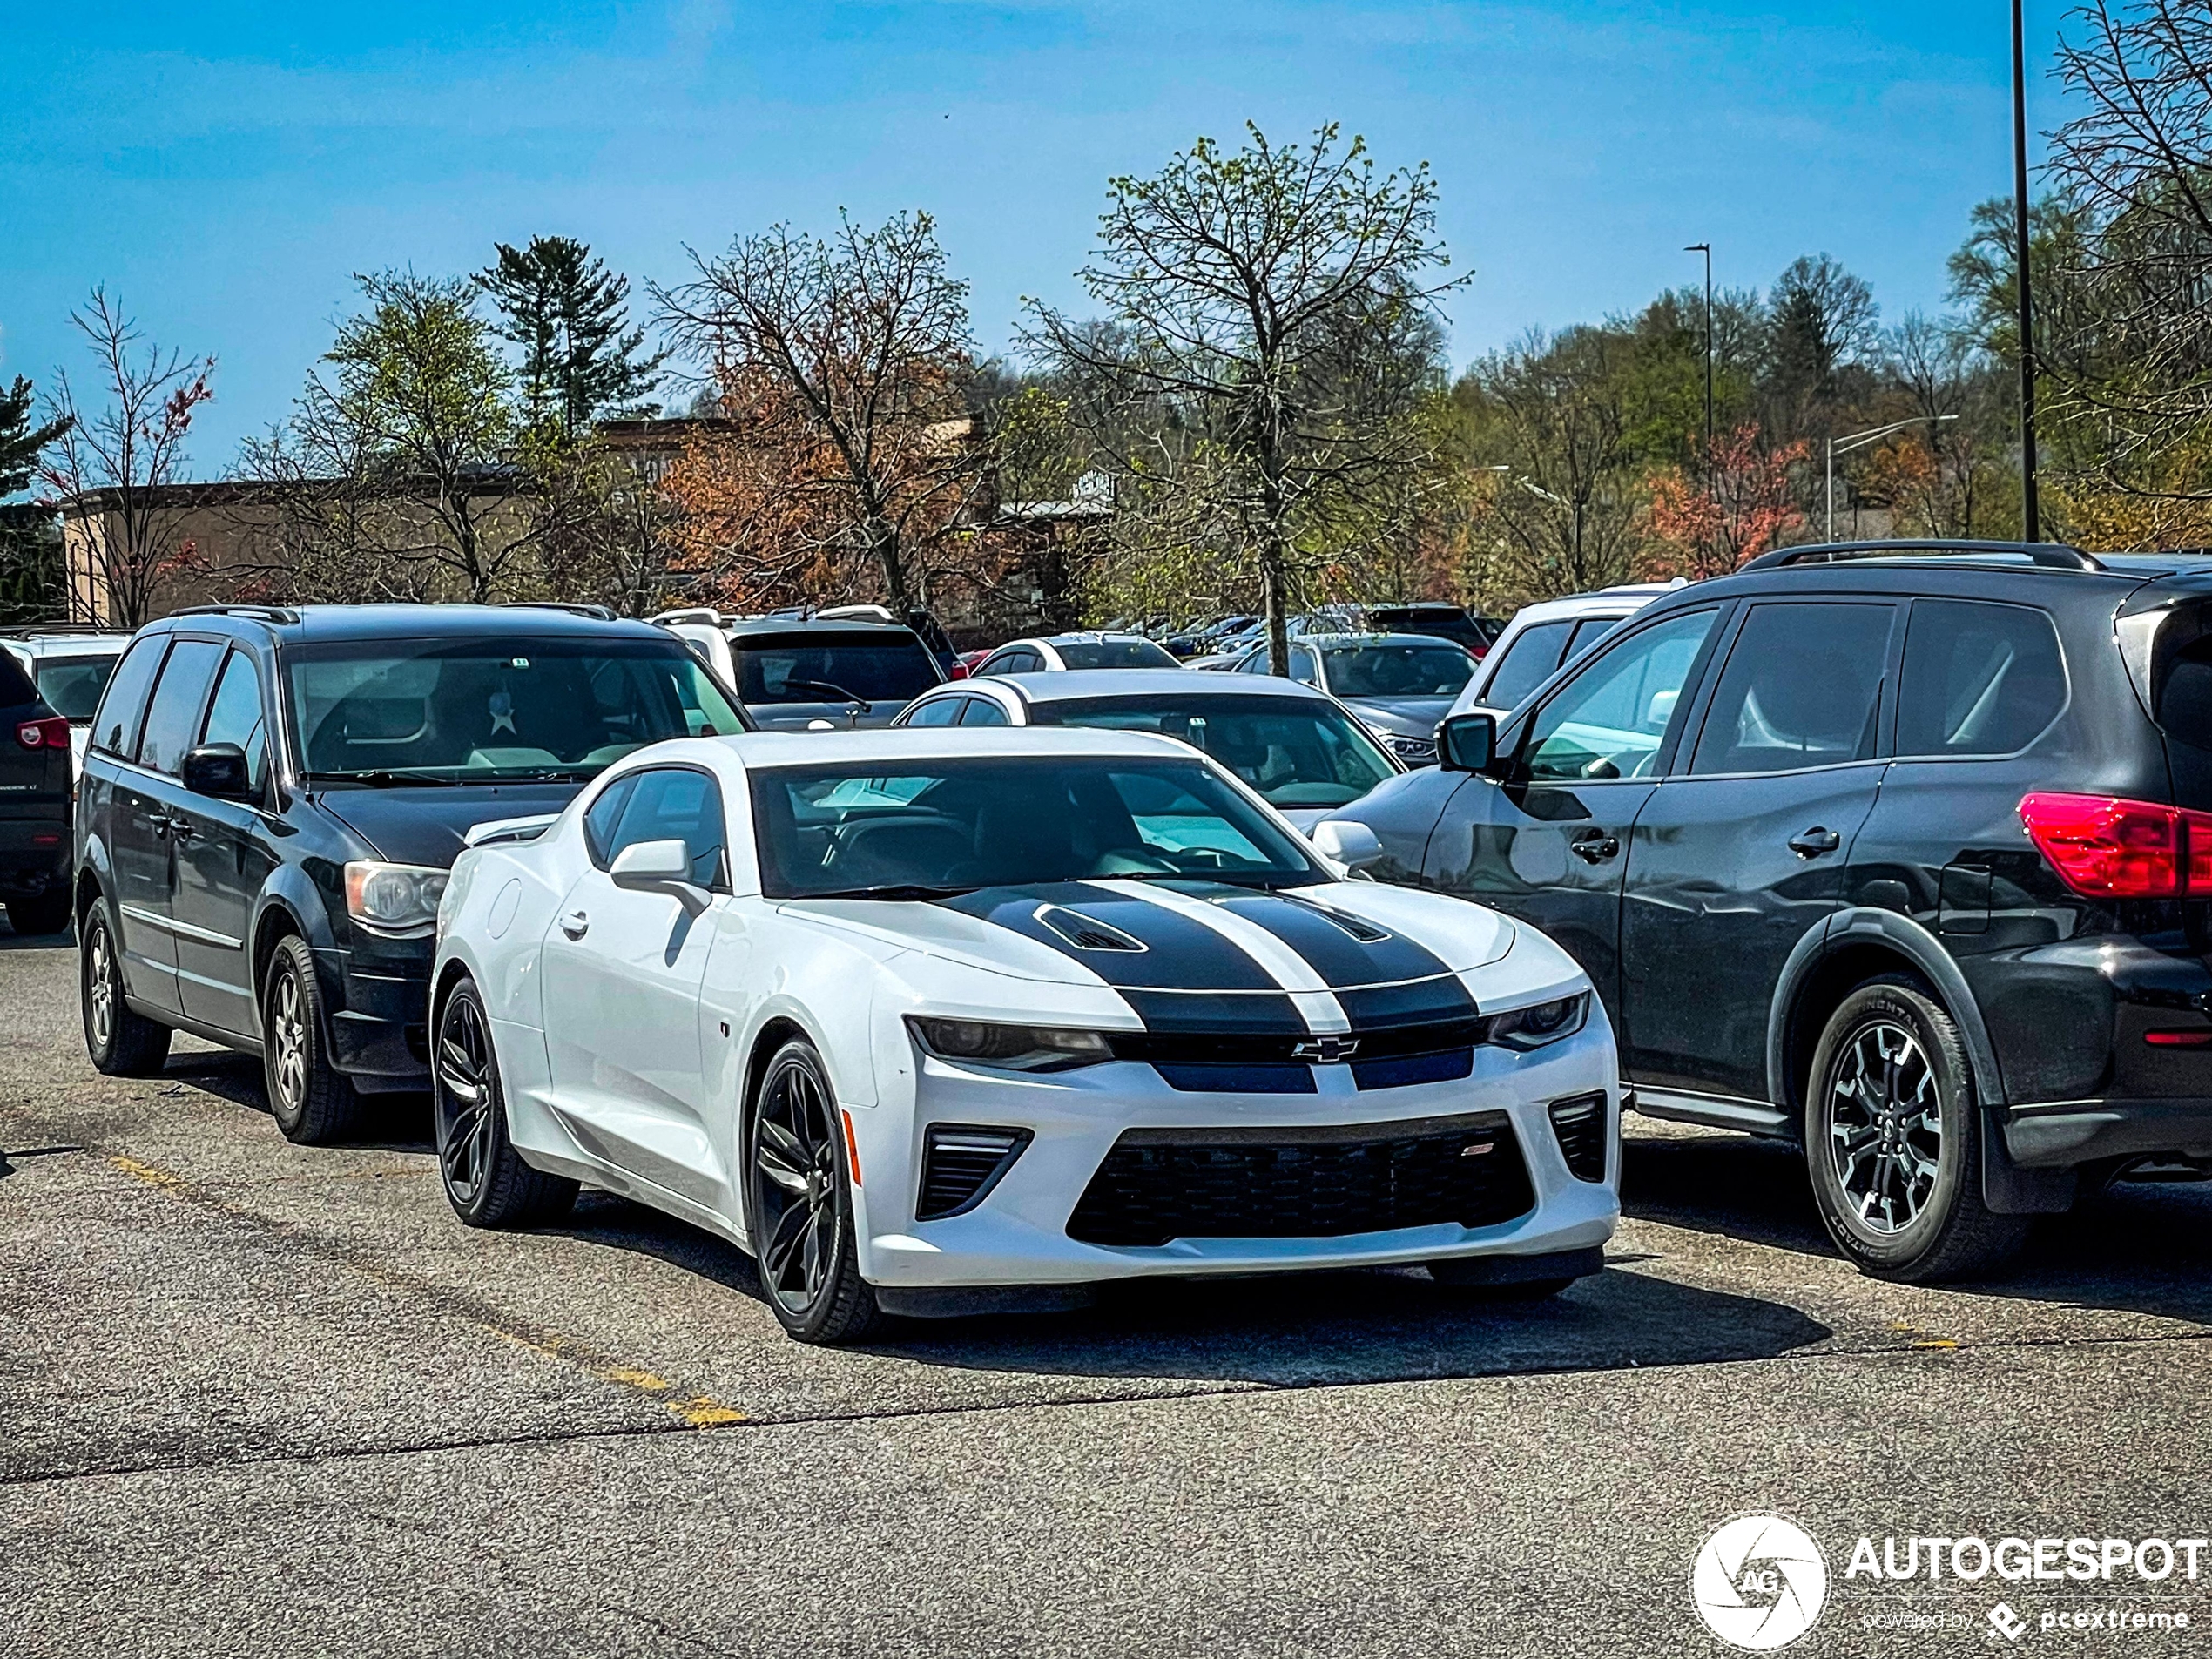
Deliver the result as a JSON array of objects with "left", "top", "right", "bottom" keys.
[
  {"left": 1690, "top": 602, "right": 1893, "bottom": 776},
  {"left": 1480, "top": 618, "right": 1576, "bottom": 710},
  {"left": 199, "top": 650, "right": 270, "bottom": 795},
  {"left": 90, "top": 636, "right": 165, "bottom": 759},
  {"left": 136, "top": 639, "right": 226, "bottom": 776},
  {"left": 1896, "top": 599, "right": 2067, "bottom": 758}
]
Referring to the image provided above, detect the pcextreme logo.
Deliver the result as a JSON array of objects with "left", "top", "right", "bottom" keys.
[{"left": 1692, "top": 1514, "right": 1831, "bottom": 1650}]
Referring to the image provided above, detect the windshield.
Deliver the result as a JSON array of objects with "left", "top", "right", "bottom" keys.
[
  {"left": 751, "top": 757, "right": 1325, "bottom": 897},
  {"left": 287, "top": 637, "right": 748, "bottom": 785},
  {"left": 730, "top": 632, "right": 941, "bottom": 705},
  {"left": 1054, "top": 637, "right": 1179, "bottom": 670},
  {"left": 34, "top": 654, "right": 122, "bottom": 720},
  {"left": 1321, "top": 642, "right": 1474, "bottom": 698},
  {"left": 1037, "top": 695, "right": 1395, "bottom": 809}
]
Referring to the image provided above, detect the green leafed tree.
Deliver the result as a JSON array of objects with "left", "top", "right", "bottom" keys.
[
  {"left": 475, "top": 237, "right": 665, "bottom": 442},
  {"left": 0, "top": 375, "right": 72, "bottom": 500}
]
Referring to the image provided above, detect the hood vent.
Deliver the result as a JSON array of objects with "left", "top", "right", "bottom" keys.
[
  {"left": 1294, "top": 900, "right": 1391, "bottom": 944},
  {"left": 1035, "top": 905, "right": 1147, "bottom": 953}
]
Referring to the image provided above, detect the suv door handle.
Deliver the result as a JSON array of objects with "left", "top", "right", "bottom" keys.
[
  {"left": 1789, "top": 826, "right": 1842, "bottom": 858},
  {"left": 559, "top": 910, "right": 589, "bottom": 940},
  {"left": 167, "top": 819, "right": 198, "bottom": 844},
  {"left": 145, "top": 812, "right": 172, "bottom": 840},
  {"left": 1570, "top": 831, "right": 1620, "bottom": 863}
]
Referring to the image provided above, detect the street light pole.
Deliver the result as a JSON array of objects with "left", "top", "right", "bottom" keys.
[
  {"left": 1825, "top": 415, "right": 1961, "bottom": 540},
  {"left": 2013, "top": 0, "right": 2041, "bottom": 541},
  {"left": 1685, "top": 243, "right": 1714, "bottom": 455}
]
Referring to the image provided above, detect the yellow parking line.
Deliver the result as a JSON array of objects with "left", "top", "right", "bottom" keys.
[{"left": 104, "top": 1152, "right": 750, "bottom": 1429}]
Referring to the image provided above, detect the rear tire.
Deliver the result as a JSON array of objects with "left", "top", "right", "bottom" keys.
[
  {"left": 1804, "top": 975, "right": 2028, "bottom": 1282},
  {"left": 10, "top": 891, "right": 74, "bottom": 937},
  {"left": 433, "top": 976, "right": 576, "bottom": 1228},
  {"left": 746, "top": 1038, "right": 880, "bottom": 1345},
  {"left": 80, "top": 900, "right": 172, "bottom": 1077},
  {"left": 261, "top": 934, "right": 362, "bottom": 1144}
]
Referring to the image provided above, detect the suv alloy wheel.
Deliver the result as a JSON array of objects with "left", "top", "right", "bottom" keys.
[{"left": 1804, "top": 975, "right": 2029, "bottom": 1281}]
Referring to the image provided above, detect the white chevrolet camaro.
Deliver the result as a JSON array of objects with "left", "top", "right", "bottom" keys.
[{"left": 430, "top": 727, "right": 1621, "bottom": 1344}]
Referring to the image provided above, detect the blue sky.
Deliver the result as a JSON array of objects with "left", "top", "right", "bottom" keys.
[{"left": 0, "top": 2, "right": 2071, "bottom": 469}]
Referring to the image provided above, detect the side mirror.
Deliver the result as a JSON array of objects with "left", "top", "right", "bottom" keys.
[
  {"left": 1310, "top": 819, "right": 1384, "bottom": 870},
  {"left": 181, "top": 743, "right": 253, "bottom": 801},
  {"left": 1437, "top": 712, "right": 1497, "bottom": 774},
  {"left": 610, "top": 837, "right": 711, "bottom": 913}
]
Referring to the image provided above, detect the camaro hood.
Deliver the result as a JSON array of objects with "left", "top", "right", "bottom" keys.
[
  {"left": 1343, "top": 694, "right": 1455, "bottom": 736},
  {"left": 316, "top": 781, "right": 585, "bottom": 867}
]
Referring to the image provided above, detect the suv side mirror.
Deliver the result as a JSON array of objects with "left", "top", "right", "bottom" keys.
[
  {"left": 610, "top": 837, "right": 712, "bottom": 914},
  {"left": 181, "top": 743, "right": 253, "bottom": 801},
  {"left": 1309, "top": 819, "right": 1384, "bottom": 870},
  {"left": 1437, "top": 712, "right": 1497, "bottom": 774}
]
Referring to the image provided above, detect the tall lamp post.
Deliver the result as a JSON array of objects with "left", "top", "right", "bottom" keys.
[
  {"left": 1826, "top": 415, "right": 1960, "bottom": 540},
  {"left": 1685, "top": 243, "right": 1714, "bottom": 455},
  {"left": 2013, "top": 0, "right": 2041, "bottom": 541}
]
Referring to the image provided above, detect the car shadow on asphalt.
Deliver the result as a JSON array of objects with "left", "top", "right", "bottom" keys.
[
  {"left": 156, "top": 1050, "right": 440, "bottom": 1154},
  {"left": 1622, "top": 1126, "right": 2212, "bottom": 1328}
]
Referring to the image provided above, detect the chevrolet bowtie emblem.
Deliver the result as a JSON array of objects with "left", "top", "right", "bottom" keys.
[{"left": 1292, "top": 1035, "right": 1360, "bottom": 1062}]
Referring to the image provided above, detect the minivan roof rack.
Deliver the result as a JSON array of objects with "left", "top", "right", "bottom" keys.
[
  {"left": 171, "top": 604, "right": 304, "bottom": 624},
  {"left": 1741, "top": 539, "right": 2106, "bottom": 573},
  {"left": 0, "top": 621, "right": 124, "bottom": 637}
]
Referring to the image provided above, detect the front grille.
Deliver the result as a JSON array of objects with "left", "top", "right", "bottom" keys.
[
  {"left": 1548, "top": 1092, "right": 1608, "bottom": 1182},
  {"left": 917, "top": 1124, "right": 1032, "bottom": 1220},
  {"left": 1066, "top": 1111, "right": 1535, "bottom": 1247}
]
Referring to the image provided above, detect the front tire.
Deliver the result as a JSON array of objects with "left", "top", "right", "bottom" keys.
[
  {"left": 260, "top": 934, "right": 361, "bottom": 1144},
  {"left": 746, "top": 1038, "right": 880, "bottom": 1345},
  {"left": 80, "top": 900, "right": 172, "bottom": 1076},
  {"left": 1804, "top": 976, "right": 2028, "bottom": 1282},
  {"left": 433, "top": 976, "right": 576, "bottom": 1228}
]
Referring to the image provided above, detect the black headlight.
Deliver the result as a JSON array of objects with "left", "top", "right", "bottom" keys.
[
  {"left": 907, "top": 1017, "right": 1114, "bottom": 1073},
  {"left": 1487, "top": 993, "right": 1590, "bottom": 1051}
]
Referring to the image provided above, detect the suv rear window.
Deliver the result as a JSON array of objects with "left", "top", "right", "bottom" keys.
[
  {"left": 730, "top": 631, "right": 941, "bottom": 703},
  {"left": 0, "top": 650, "right": 40, "bottom": 709},
  {"left": 1896, "top": 599, "right": 2067, "bottom": 758}
]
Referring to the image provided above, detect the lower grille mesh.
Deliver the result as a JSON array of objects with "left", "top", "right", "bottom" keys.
[
  {"left": 1066, "top": 1112, "right": 1535, "bottom": 1247},
  {"left": 1548, "top": 1093, "right": 1608, "bottom": 1183},
  {"left": 917, "top": 1125, "right": 1031, "bottom": 1221}
]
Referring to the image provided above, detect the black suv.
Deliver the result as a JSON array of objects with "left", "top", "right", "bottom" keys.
[
  {"left": 74, "top": 603, "right": 749, "bottom": 1141},
  {"left": 1328, "top": 542, "right": 2212, "bottom": 1279},
  {"left": 0, "top": 646, "right": 73, "bottom": 935}
]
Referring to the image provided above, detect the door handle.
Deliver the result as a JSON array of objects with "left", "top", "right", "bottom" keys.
[
  {"left": 1789, "top": 826, "right": 1842, "bottom": 858},
  {"left": 145, "top": 812, "right": 171, "bottom": 840},
  {"left": 1570, "top": 831, "right": 1620, "bottom": 863},
  {"left": 167, "top": 819, "right": 198, "bottom": 844},
  {"left": 559, "top": 910, "right": 590, "bottom": 939}
]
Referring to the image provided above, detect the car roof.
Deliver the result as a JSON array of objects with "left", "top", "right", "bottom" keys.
[
  {"left": 146, "top": 603, "right": 682, "bottom": 644},
  {"left": 960, "top": 669, "right": 1333, "bottom": 705},
  {"left": 997, "top": 631, "right": 1161, "bottom": 648},
  {"left": 1499, "top": 583, "right": 1681, "bottom": 627},
  {"left": 1285, "top": 631, "right": 1474, "bottom": 649},
  {"left": 0, "top": 629, "right": 131, "bottom": 655},
  {"left": 725, "top": 725, "right": 1191, "bottom": 767},
  {"left": 722, "top": 616, "right": 925, "bottom": 640}
]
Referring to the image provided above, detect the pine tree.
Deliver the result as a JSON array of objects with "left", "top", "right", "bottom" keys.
[
  {"left": 475, "top": 238, "right": 664, "bottom": 441},
  {"left": 0, "top": 375, "right": 72, "bottom": 499}
]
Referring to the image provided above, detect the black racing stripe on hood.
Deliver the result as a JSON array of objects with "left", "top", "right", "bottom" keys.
[
  {"left": 1337, "top": 976, "right": 1479, "bottom": 1033},
  {"left": 1200, "top": 887, "right": 1459, "bottom": 989},
  {"left": 1117, "top": 990, "right": 1308, "bottom": 1035},
  {"left": 933, "top": 883, "right": 1278, "bottom": 992}
]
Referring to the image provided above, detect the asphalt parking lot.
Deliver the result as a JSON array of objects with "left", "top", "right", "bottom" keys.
[{"left": 3, "top": 927, "right": 2208, "bottom": 1656}]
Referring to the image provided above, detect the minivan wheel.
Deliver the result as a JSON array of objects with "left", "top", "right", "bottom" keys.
[
  {"left": 745, "top": 1038, "right": 880, "bottom": 1345},
  {"left": 433, "top": 976, "right": 576, "bottom": 1228},
  {"left": 1804, "top": 976, "right": 2028, "bottom": 1282},
  {"left": 260, "top": 934, "right": 361, "bottom": 1144},
  {"left": 81, "top": 901, "right": 172, "bottom": 1076}
]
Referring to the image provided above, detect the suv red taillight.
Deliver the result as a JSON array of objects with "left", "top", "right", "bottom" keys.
[
  {"left": 15, "top": 716, "right": 67, "bottom": 752},
  {"left": 2018, "top": 792, "right": 2212, "bottom": 897}
]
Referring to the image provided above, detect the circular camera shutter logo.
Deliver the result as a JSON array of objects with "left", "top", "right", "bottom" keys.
[{"left": 1690, "top": 1514, "right": 1829, "bottom": 1650}]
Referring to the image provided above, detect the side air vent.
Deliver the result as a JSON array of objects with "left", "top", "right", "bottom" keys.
[
  {"left": 1548, "top": 1092, "right": 1609, "bottom": 1183},
  {"left": 1035, "top": 905, "right": 1146, "bottom": 953},
  {"left": 917, "top": 1124, "right": 1034, "bottom": 1220}
]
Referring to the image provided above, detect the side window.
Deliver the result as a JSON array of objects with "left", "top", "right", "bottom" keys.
[
  {"left": 903, "top": 696, "right": 964, "bottom": 727},
  {"left": 959, "top": 696, "right": 1009, "bottom": 726},
  {"left": 90, "top": 636, "right": 165, "bottom": 759},
  {"left": 1288, "top": 647, "right": 1318, "bottom": 686},
  {"left": 608, "top": 767, "right": 728, "bottom": 890},
  {"left": 1896, "top": 599, "right": 2066, "bottom": 758},
  {"left": 583, "top": 774, "right": 638, "bottom": 868},
  {"left": 199, "top": 651, "right": 269, "bottom": 797},
  {"left": 1689, "top": 602, "right": 1895, "bottom": 777},
  {"left": 1565, "top": 615, "right": 1622, "bottom": 660},
  {"left": 1479, "top": 619, "right": 1575, "bottom": 710},
  {"left": 1234, "top": 650, "right": 1271, "bottom": 675},
  {"left": 1523, "top": 610, "right": 1720, "bottom": 784},
  {"left": 135, "top": 639, "right": 226, "bottom": 776}
]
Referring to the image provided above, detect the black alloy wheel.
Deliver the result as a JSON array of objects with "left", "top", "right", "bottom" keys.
[
  {"left": 80, "top": 900, "right": 172, "bottom": 1076},
  {"left": 746, "top": 1038, "right": 880, "bottom": 1345},
  {"left": 1804, "top": 976, "right": 2028, "bottom": 1282},
  {"left": 433, "top": 976, "right": 576, "bottom": 1228}
]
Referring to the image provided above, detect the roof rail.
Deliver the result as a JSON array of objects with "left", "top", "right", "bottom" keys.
[
  {"left": 648, "top": 607, "right": 724, "bottom": 627},
  {"left": 171, "top": 604, "right": 303, "bottom": 624},
  {"left": 0, "top": 621, "right": 124, "bottom": 637},
  {"left": 1740, "top": 539, "right": 2106, "bottom": 574},
  {"left": 496, "top": 601, "right": 617, "bottom": 621}
]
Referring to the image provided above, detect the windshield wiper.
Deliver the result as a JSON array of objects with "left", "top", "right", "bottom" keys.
[
  {"left": 301, "top": 769, "right": 469, "bottom": 788},
  {"left": 802, "top": 882, "right": 977, "bottom": 901},
  {"left": 786, "top": 679, "right": 870, "bottom": 706}
]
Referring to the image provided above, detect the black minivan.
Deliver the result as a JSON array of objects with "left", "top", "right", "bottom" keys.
[
  {"left": 74, "top": 603, "right": 749, "bottom": 1141},
  {"left": 1329, "top": 543, "right": 2212, "bottom": 1280}
]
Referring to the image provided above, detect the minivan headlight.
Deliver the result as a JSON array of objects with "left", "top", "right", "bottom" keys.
[
  {"left": 907, "top": 1017, "right": 1113, "bottom": 1072},
  {"left": 1487, "top": 992, "right": 1589, "bottom": 1051},
  {"left": 345, "top": 861, "right": 449, "bottom": 936}
]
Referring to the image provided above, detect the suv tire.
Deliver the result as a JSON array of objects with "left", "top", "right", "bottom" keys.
[
  {"left": 1804, "top": 975, "right": 2028, "bottom": 1281},
  {"left": 261, "top": 933, "right": 362, "bottom": 1144},
  {"left": 10, "top": 891, "right": 73, "bottom": 937},
  {"left": 432, "top": 975, "right": 577, "bottom": 1228},
  {"left": 745, "top": 1037, "right": 881, "bottom": 1345},
  {"left": 81, "top": 899, "right": 172, "bottom": 1076}
]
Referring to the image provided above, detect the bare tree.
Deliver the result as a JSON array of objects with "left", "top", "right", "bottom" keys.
[
  {"left": 1027, "top": 123, "right": 1464, "bottom": 672},
  {"left": 37, "top": 289, "right": 212, "bottom": 626}
]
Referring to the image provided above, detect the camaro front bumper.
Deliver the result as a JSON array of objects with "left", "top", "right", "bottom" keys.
[{"left": 848, "top": 1026, "right": 1620, "bottom": 1291}]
